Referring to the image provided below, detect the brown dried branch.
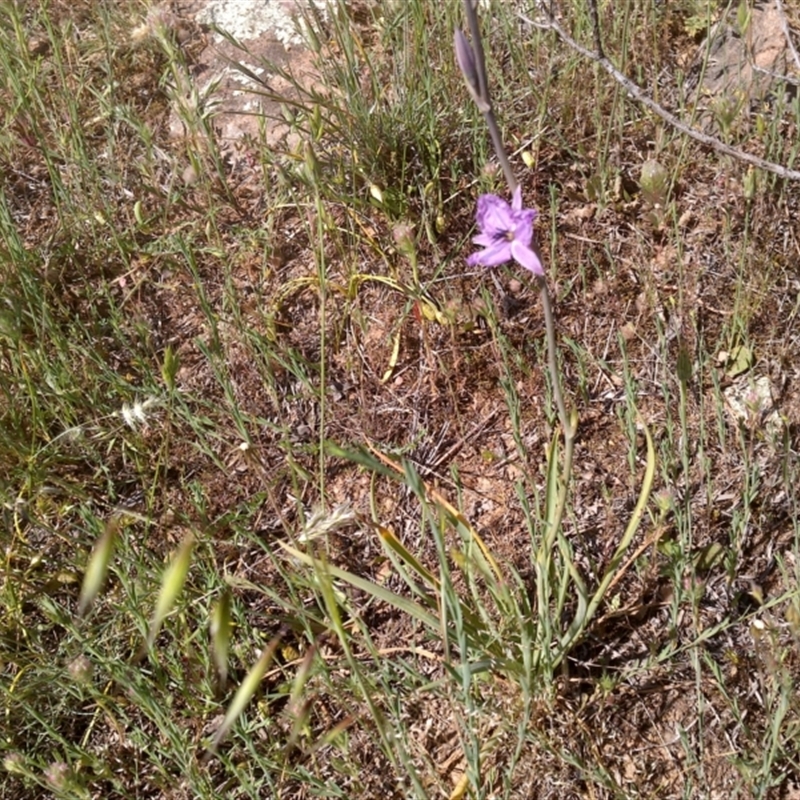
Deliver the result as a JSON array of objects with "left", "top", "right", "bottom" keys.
[
  {"left": 519, "top": 5, "right": 800, "bottom": 182},
  {"left": 775, "top": 0, "right": 800, "bottom": 74}
]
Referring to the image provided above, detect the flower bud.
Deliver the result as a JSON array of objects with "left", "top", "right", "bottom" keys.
[
  {"left": 454, "top": 30, "right": 479, "bottom": 95},
  {"left": 640, "top": 159, "right": 669, "bottom": 207},
  {"left": 4, "top": 753, "right": 25, "bottom": 775},
  {"left": 68, "top": 655, "right": 94, "bottom": 685},
  {"left": 454, "top": 30, "right": 490, "bottom": 112}
]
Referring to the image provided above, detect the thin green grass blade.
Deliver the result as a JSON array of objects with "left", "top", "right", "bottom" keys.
[
  {"left": 323, "top": 441, "right": 406, "bottom": 479},
  {"left": 377, "top": 525, "right": 439, "bottom": 588},
  {"left": 286, "top": 644, "right": 317, "bottom": 749},
  {"left": 590, "top": 419, "right": 657, "bottom": 607},
  {"left": 542, "top": 432, "right": 560, "bottom": 550},
  {"left": 563, "top": 419, "right": 657, "bottom": 651},
  {"left": 210, "top": 588, "right": 232, "bottom": 694},
  {"left": 281, "top": 543, "right": 441, "bottom": 631},
  {"left": 607, "top": 420, "right": 657, "bottom": 567},
  {"left": 534, "top": 432, "right": 561, "bottom": 665},
  {"left": 206, "top": 631, "right": 283, "bottom": 757}
]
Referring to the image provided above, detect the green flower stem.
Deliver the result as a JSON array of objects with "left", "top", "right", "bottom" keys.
[
  {"left": 460, "top": 0, "right": 575, "bottom": 470},
  {"left": 461, "top": 0, "right": 578, "bottom": 670},
  {"left": 538, "top": 276, "right": 575, "bottom": 444}
]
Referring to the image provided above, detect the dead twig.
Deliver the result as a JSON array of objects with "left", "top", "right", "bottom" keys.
[{"left": 519, "top": 4, "right": 800, "bottom": 182}]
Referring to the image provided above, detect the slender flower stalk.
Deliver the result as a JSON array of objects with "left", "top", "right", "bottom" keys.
[
  {"left": 456, "top": 1, "right": 574, "bottom": 446},
  {"left": 453, "top": 1, "right": 655, "bottom": 673},
  {"left": 455, "top": 18, "right": 515, "bottom": 192},
  {"left": 456, "top": 0, "right": 582, "bottom": 675}
]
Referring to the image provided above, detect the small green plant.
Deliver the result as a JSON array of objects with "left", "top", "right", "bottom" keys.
[{"left": 280, "top": 2, "right": 656, "bottom": 721}]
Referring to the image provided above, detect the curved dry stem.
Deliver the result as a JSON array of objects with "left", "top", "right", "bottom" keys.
[{"left": 522, "top": 6, "right": 800, "bottom": 182}]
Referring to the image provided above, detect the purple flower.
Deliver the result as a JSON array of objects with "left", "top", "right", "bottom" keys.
[{"left": 467, "top": 187, "right": 543, "bottom": 276}]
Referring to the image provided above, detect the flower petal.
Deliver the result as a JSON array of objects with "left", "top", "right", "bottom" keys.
[
  {"left": 511, "top": 209, "right": 535, "bottom": 243},
  {"left": 511, "top": 185, "right": 523, "bottom": 211},
  {"left": 515, "top": 207, "right": 537, "bottom": 227},
  {"left": 510, "top": 240, "right": 544, "bottom": 275},
  {"left": 468, "top": 240, "right": 513, "bottom": 267},
  {"left": 471, "top": 233, "right": 495, "bottom": 248},
  {"left": 475, "top": 194, "right": 513, "bottom": 236}
]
